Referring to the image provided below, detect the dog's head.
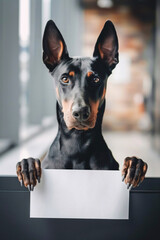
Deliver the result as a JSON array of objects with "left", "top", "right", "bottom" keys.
[{"left": 42, "top": 20, "right": 119, "bottom": 130}]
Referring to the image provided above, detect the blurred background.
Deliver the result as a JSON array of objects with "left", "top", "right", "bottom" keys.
[{"left": 0, "top": 0, "right": 160, "bottom": 176}]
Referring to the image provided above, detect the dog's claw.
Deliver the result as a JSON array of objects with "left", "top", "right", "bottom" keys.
[
  {"left": 122, "top": 175, "right": 125, "bottom": 182},
  {"left": 37, "top": 176, "right": 40, "bottom": 183},
  {"left": 127, "top": 183, "right": 131, "bottom": 189},
  {"left": 31, "top": 185, "right": 34, "bottom": 191},
  {"left": 130, "top": 184, "right": 133, "bottom": 190},
  {"left": 28, "top": 185, "right": 31, "bottom": 191},
  {"left": 20, "top": 179, "right": 23, "bottom": 187}
]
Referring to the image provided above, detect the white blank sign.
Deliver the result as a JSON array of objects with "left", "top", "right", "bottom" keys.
[{"left": 30, "top": 170, "right": 129, "bottom": 219}]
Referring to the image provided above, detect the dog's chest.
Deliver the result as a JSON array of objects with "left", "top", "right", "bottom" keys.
[{"left": 62, "top": 134, "right": 91, "bottom": 156}]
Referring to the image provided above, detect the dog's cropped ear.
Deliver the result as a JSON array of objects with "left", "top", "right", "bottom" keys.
[
  {"left": 43, "top": 20, "right": 69, "bottom": 71},
  {"left": 93, "top": 20, "right": 119, "bottom": 71}
]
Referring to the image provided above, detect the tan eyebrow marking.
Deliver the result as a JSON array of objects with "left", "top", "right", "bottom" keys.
[
  {"left": 69, "top": 71, "right": 75, "bottom": 77},
  {"left": 87, "top": 71, "right": 93, "bottom": 77}
]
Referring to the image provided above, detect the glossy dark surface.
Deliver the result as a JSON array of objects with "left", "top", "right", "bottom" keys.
[{"left": 0, "top": 176, "right": 160, "bottom": 240}]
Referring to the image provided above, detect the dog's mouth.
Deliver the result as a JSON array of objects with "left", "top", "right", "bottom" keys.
[
  {"left": 67, "top": 119, "right": 96, "bottom": 131},
  {"left": 73, "top": 123, "right": 90, "bottom": 131}
]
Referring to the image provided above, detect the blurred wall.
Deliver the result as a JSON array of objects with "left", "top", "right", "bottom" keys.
[{"left": 0, "top": 0, "right": 20, "bottom": 144}]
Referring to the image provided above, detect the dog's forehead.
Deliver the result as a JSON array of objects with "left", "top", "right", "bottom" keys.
[{"left": 53, "top": 57, "right": 97, "bottom": 76}]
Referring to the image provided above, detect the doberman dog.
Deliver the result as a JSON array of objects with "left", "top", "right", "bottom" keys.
[{"left": 16, "top": 20, "right": 147, "bottom": 191}]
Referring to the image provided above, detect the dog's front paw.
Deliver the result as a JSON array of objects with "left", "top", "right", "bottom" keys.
[
  {"left": 122, "top": 157, "right": 148, "bottom": 189},
  {"left": 16, "top": 158, "right": 41, "bottom": 191}
]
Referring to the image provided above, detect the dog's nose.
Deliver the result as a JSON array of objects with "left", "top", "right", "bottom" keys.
[{"left": 72, "top": 106, "right": 90, "bottom": 121}]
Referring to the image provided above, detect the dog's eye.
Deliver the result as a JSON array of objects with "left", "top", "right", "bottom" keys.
[
  {"left": 93, "top": 77, "right": 100, "bottom": 83},
  {"left": 88, "top": 75, "right": 101, "bottom": 87},
  {"left": 61, "top": 76, "right": 69, "bottom": 84}
]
